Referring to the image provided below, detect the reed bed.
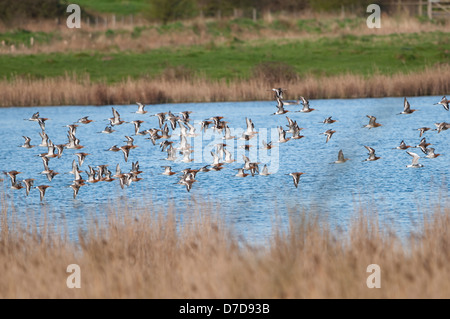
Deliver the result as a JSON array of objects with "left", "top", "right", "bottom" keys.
[
  {"left": 0, "top": 193, "right": 449, "bottom": 299},
  {"left": 0, "top": 64, "right": 448, "bottom": 107}
]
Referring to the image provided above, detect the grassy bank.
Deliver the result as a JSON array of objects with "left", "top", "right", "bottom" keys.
[
  {"left": 0, "top": 29, "right": 448, "bottom": 106},
  {"left": 74, "top": 0, "right": 150, "bottom": 15},
  {"left": 1, "top": 31, "right": 449, "bottom": 82},
  {"left": 0, "top": 195, "right": 449, "bottom": 298}
]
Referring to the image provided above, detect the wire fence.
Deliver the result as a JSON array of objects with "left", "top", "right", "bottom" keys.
[{"left": 46, "top": 1, "right": 450, "bottom": 30}]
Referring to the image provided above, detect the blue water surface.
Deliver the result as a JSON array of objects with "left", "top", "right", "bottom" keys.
[{"left": 0, "top": 96, "right": 448, "bottom": 244}]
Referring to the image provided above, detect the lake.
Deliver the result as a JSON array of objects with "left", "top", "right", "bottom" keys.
[{"left": 0, "top": 96, "right": 449, "bottom": 244}]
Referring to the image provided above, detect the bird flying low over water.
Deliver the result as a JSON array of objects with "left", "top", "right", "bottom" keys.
[
  {"left": 244, "top": 117, "right": 258, "bottom": 136},
  {"left": 100, "top": 125, "right": 116, "bottom": 134},
  {"left": 176, "top": 172, "right": 197, "bottom": 192},
  {"left": 25, "top": 111, "right": 40, "bottom": 122},
  {"left": 406, "top": 151, "right": 424, "bottom": 168},
  {"left": 269, "top": 87, "right": 286, "bottom": 99},
  {"left": 262, "top": 140, "right": 275, "bottom": 150},
  {"left": 161, "top": 166, "right": 176, "bottom": 176},
  {"left": 321, "top": 129, "right": 336, "bottom": 143},
  {"left": 420, "top": 146, "right": 441, "bottom": 159},
  {"left": 10, "top": 181, "right": 24, "bottom": 190},
  {"left": 235, "top": 168, "right": 249, "bottom": 178},
  {"left": 119, "top": 145, "right": 133, "bottom": 162},
  {"left": 259, "top": 164, "right": 272, "bottom": 176},
  {"left": 179, "top": 111, "right": 193, "bottom": 122},
  {"left": 332, "top": 150, "right": 349, "bottom": 164},
  {"left": 398, "top": 97, "right": 417, "bottom": 114},
  {"left": 20, "top": 136, "right": 35, "bottom": 149},
  {"left": 434, "top": 96, "right": 449, "bottom": 111},
  {"left": 135, "top": 102, "right": 147, "bottom": 114},
  {"left": 363, "top": 115, "right": 382, "bottom": 129},
  {"left": 394, "top": 140, "right": 411, "bottom": 150},
  {"left": 23, "top": 178, "right": 35, "bottom": 196},
  {"left": 414, "top": 137, "right": 432, "bottom": 153},
  {"left": 75, "top": 152, "right": 90, "bottom": 167},
  {"left": 150, "top": 112, "right": 167, "bottom": 128},
  {"left": 363, "top": 146, "right": 381, "bottom": 162},
  {"left": 277, "top": 126, "right": 290, "bottom": 143},
  {"left": 433, "top": 122, "right": 450, "bottom": 134},
  {"left": 321, "top": 116, "right": 338, "bottom": 124},
  {"left": 297, "top": 96, "right": 315, "bottom": 113},
  {"left": 272, "top": 98, "right": 289, "bottom": 115},
  {"left": 36, "top": 185, "right": 51, "bottom": 201},
  {"left": 109, "top": 107, "right": 125, "bottom": 126},
  {"left": 4, "top": 170, "right": 21, "bottom": 186},
  {"left": 416, "top": 127, "right": 430, "bottom": 137},
  {"left": 286, "top": 172, "right": 304, "bottom": 188},
  {"left": 77, "top": 116, "right": 94, "bottom": 124}
]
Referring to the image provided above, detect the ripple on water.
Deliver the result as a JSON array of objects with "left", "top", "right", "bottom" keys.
[{"left": 0, "top": 97, "right": 449, "bottom": 244}]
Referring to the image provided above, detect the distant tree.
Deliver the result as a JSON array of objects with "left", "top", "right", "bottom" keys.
[
  {"left": 253, "top": 0, "right": 309, "bottom": 12},
  {"left": 0, "top": 0, "right": 66, "bottom": 24},
  {"left": 308, "top": 0, "right": 373, "bottom": 12},
  {"left": 197, "top": 0, "right": 309, "bottom": 15},
  {"left": 146, "top": 0, "right": 198, "bottom": 24}
]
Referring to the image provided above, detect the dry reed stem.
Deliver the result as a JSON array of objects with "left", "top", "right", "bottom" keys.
[
  {"left": 0, "top": 64, "right": 448, "bottom": 107},
  {"left": 0, "top": 192, "right": 449, "bottom": 299}
]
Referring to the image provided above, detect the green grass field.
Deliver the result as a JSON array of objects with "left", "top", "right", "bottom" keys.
[
  {"left": 74, "top": 0, "right": 150, "bottom": 15},
  {"left": 0, "top": 31, "right": 448, "bottom": 83}
]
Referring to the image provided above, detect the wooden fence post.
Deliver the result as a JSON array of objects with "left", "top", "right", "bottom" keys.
[{"left": 428, "top": 0, "right": 432, "bottom": 19}]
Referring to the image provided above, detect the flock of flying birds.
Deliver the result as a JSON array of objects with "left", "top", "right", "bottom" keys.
[{"left": 1, "top": 91, "right": 449, "bottom": 200}]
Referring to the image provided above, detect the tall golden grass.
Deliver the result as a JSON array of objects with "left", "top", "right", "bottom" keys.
[
  {"left": 0, "top": 193, "right": 449, "bottom": 299},
  {"left": 0, "top": 64, "right": 448, "bottom": 107}
]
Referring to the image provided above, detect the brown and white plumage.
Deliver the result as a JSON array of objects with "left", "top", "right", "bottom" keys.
[
  {"left": 406, "top": 151, "right": 424, "bottom": 168},
  {"left": 20, "top": 136, "right": 35, "bottom": 149},
  {"left": 235, "top": 168, "right": 249, "bottom": 178},
  {"left": 36, "top": 185, "right": 51, "bottom": 201},
  {"left": 364, "top": 115, "right": 382, "bottom": 129},
  {"left": 23, "top": 178, "right": 35, "bottom": 196},
  {"left": 417, "top": 127, "right": 430, "bottom": 137},
  {"left": 135, "top": 102, "right": 147, "bottom": 114},
  {"left": 398, "top": 97, "right": 416, "bottom": 114},
  {"left": 272, "top": 98, "right": 289, "bottom": 115},
  {"left": 69, "top": 184, "right": 81, "bottom": 199},
  {"left": 394, "top": 140, "right": 411, "bottom": 150},
  {"left": 321, "top": 129, "right": 336, "bottom": 143},
  {"left": 161, "top": 166, "right": 176, "bottom": 176},
  {"left": 332, "top": 150, "right": 349, "bottom": 164},
  {"left": 297, "top": 96, "right": 315, "bottom": 113},
  {"left": 287, "top": 172, "right": 304, "bottom": 188},
  {"left": 363, "top": 146, "right": 381, "bottom": 162},
  {"left": 277, "top": 126, "right": 290, "bottom": 143},
  {"left": 434, "top": 96, "right": 449, "bottom": 111},
  {"left": 259, "top": 164, "right": 272, "bottom": 176},
  {"left": 423, "top": 147, "right": 441, "bottom": 159}
]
